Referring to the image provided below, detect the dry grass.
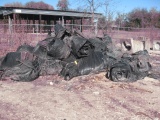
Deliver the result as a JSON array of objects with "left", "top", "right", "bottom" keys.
[
  {"left": 0, "top": 29, "right": 160, "bottom": 120},
  {"left": 0, "top": 33, "right": 47, "bottom": 57}
]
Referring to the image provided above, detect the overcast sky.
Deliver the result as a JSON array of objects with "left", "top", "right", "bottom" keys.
[{"left": 0, "top": 0, "right": 160, "bottom": 14}]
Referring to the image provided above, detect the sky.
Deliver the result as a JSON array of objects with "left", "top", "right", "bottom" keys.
[{"left": 0, "top": 0, "right": 160, "bottom": 15}]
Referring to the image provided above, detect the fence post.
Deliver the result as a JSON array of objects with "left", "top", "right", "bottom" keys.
[
  {"left": 62, "top": 16, "right": 64, "bottom": 27},
  {"left": 94, "top": 19, "right": 98, "bottom": 36},
  {"left": 36, "top": 24, "right": 38, "bottom": 39},
  {"left": 39, "top": 15, "right": 41, "bottom": 33},
  {"left": 80, "top": 25, "right": 81, "bottom": 32},
  {"left": 8, "top": 16, "right": 12, "bottom": 34},
  {"left": 13, "top": 13, "right": 16, "bottom": 33}
]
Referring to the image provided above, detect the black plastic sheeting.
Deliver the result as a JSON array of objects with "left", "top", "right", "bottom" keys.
[
  {"left": 0, "top": 23, "right": 152, "bottom": 82},
  {"left": 60, "top": 51, "right": 109, "bottom": 80},
  {"left": 0, "top": 51, "right": 40, "bottom": 81},
  {"left": 1, "top": 52, "right": 21, "bottom": 69},
  {"left": 71, "top": 36, "right": 94, "bottom": 58},
  {"left": 40, "top": 59, "right": 63, "bottom": 76},
  {"left": 33, "top": 37, "right": 53, "bottom": 59},
  {"left": 47, "top": 38, "right": 71, "bottom": 59},
  {"left": 107, "top": 50, "right": 151, "bottom": 82}
]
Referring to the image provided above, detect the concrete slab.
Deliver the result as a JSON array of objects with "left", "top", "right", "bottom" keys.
[
  {"left": 130, "top": 38, "right": 144, "bottom": 53},
  {"left": 153, "top": 40, "right": 160, "bottom": 51}
]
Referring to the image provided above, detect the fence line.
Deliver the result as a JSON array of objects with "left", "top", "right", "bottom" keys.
[
  {"left": 0, "top": 23, "right": 160, "bottom": 57},
  {"left": 0, "top": 24, "right": 160, "bottom": 33}
]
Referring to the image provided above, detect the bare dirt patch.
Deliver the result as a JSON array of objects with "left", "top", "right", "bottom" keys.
[
  {"left": 0, "top": 73, "right": 160, "bottom": 120},
  {"left": 0, "top": 52, "right": 160, "bottom": 120}
]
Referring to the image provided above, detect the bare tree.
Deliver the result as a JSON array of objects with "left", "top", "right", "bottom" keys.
[
  {"left": 87, "top": 0, "right": 102, "bottom": 24},
  {"left": 4, "top": 2, "right": 23, "bottom": 7},
  {"left": 115, "top": 12, "right": 127, "bottom": 27},
  {"left": 76, "top": 6, "right": 89, "bottom": 12},
  {"left": 25, "top": 1, "right": 54, "bottom": 10},
  {"left": 100, "top": 0, "right": 117, "bottom": 34},
  {"left": 57, "top": 0, "right": 69, "bottom": 11},
  {"left": 123, "top": 8, "right": 157, "bottom": 28},
  {"left": 149, "top": 8, "right": 160, "bottom": 28},
  {"left": 74, "top": 0, "right": 102, "bottom": 24}
]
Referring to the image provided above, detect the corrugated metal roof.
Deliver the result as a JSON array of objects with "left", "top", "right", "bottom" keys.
[{"left": 0, "top": 7, "right": 103, "bottom": 18}]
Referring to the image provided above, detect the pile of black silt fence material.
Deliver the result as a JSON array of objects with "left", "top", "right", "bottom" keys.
[{"left": 0, "top": 24, "right": 151, "bottom": 82}]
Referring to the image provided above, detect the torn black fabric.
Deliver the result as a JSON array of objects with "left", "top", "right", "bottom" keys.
[
  {"left": 47, "top": 39, "right": 71, "bottom": 59},
  {"left": 40, "top": 59, "right": 63, "bottom": 76},
  {"left": 108, "top": 50, "right": 151, "bottom": 82},
  {"left": 108, "top": 61, "right": 133, "bottom": 82},
  {"left": 54, "top": 23, "right": 66, "bottom": 39},
  {"left": 78, "top": 51, "right": 107, "bottom": 75},
  {"left": 1, "top": 59, "right": 40, "bottom": 82},
  {"left": 71, "top": 36, "right": 94, "bottom": 58},
  {"left": 60, "top": 51, "right": 108, "bottom": 80},
  {"left": 60, "top": 62, "right": 79, "bottom": 80},
  {"left": 88, "top": 38, "right": 107, "bottom": 52},
  {"left": 17, "top": 44, "right": 34, "bottom": 53},
  {"left": 33, "top": 37, "right": 54, "bottom": 59},
  {"left": 1, "top": 52, "right": 21, "bottom": 69}
]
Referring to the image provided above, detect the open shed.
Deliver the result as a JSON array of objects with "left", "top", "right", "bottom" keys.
[{"left": 0, "top": 7, "right": 102, "bottom": 33}]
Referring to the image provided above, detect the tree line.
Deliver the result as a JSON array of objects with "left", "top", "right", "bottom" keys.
[
  {"left": 115, "top": 8, "right": 160, "bottom": 28},
  {"left": 3, "top": 0, "right": 69, "bottom": 11},
  {"left": 3, "top": 0, "right": 160, "bottom": 28},
  {"left": 4, "top": 1, "right": 54, "bottom": 10}
]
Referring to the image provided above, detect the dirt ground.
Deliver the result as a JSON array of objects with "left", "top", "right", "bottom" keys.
[{"left": 0, "top": 51, "right": 160, "bottom": 120}]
